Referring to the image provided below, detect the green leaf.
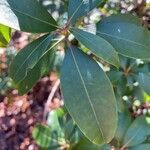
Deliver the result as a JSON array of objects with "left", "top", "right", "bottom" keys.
[
  {"left": 47, "top": 110, "right": 62, "bottom": 135},
  {"left": 60, "top": 46, "right": 117, "bottom": 145},
  {"left": 107, "top": 70, "right": 123, "bottom": 86},
  {"left": 99, "top": 14, "right": 142, "bottom": 26},
  {"left": 96, "top": 14, "right": 150, "bottom": 60},
  {"left": 114, "top": 111, "right": 132, "bottom": 144},
  {"left": 115, "top": 92, "right": 125, "bottom": 113},
  {"left": 132, "top": 86, "right": 144, "bottom": 101},
  {"left": 16, "top": 49, "right": 55, "bottom": 95},
  {"left": 73, "top": 137, "right": 104, "bottom": 150},
  {"left": 52, "top": 50, "right": 65, "bottom": 72},
  {"left": 138, "top": 73, "right": 150, "bottom": 95},
  {"left": 0, "top": 0, "right": 58, "bottom": 33},
  {"left": 55, "top": 108, "right": 66, "bottom": 118},
  {"left": 123, "top": 116, "right": 150, "bottom": 148},
  {"left": 9, "top": 34, "right": 62, "bottom": 85},
  {"left": 0, "top": 24, "right": 11, "bottom": 47},
  {"left": 64, "top": 119, "right": 76, "bottom": 141},
  {"left": 71, "top": 28, "right": 119, "bottom": 67},
  {"left": 129, "top": 144, "right": 150, "bottom": 150},
  {"left": 32, "top": 124, "right": 58, "bottom": 148},
  {"left": 68, "top": 0, "right": 103, "bottom": 24}
]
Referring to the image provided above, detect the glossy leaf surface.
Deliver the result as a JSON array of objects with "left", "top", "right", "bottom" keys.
[
  {"left": 60, "top": 46, "right": 117, "bottom": 145},
  {"left": 10, "top": 34, "right": 63, "bottom": 88},
  {"left": 71, "top": 28, "right": 119, "bottom": 67},
  {"left": 123, "top": 116, "right": 150, "bottom": 147},
  {"left": 97, "top": 14, "right": 150, "bottom": 60},
  {"left": 68, "top": 0, "right": 103, "bottom": 24},
  {"left": 17, "top": 50, "right": 55, "bottom": 95},
  {"left": 0, "top": 0, "right": 58, "bottom": 33}
]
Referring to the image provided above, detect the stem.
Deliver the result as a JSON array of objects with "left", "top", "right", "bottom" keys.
[
  {"left": 120, "top": 146, "right": 126, "bottom": 150},
  {"left": 43, "top": 79, "right": 60, "bottom": 122}
]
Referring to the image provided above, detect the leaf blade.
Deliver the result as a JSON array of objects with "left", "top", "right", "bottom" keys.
[
  {"left": 96, "top": 14, "right": 150, "bottom": 60},
  {"left": 114, "top": 111, "right": 132, "bottom": 143},
  {"left": 32, "top": 124, "right": 57, "bottom": 148},
  {"left": 0, "top": 24, "right": 11, "bottom": 47},
  {"left": 17, "top": 49, "right": 55, "bottom": 95},
  {"left": 71, "top": 28, "right": 119, "bottom": 67},
  {"left": 0, "top": 0, "right": 58, "bottom": 33},
  {"left": 138, "top": 73, "right": 150, "bottom": 95},
  {"left": 60, "top": 46, "right": 117, "bottom": 145},
  {"left": 68, "top": 0, "right": 103, "bottom": 24},
  {"left": 9, "top": 34, "right": 63, "bottom": 86},
  {"left": 129, "top": 144, "right": 150, "bottom": 150},
  {"left": 123, "top": 116, "right": 150, "bottom": 147},
  {"left": 99, "top": 14, "right": 142, "bottom": 25}
]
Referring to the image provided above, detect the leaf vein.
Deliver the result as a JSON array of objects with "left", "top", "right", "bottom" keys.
[
  {"left": 96, "top": 31, "right": 149, "bottom": 49},
  {"left": 70, "top": 46, "right": 106, "bottom": 142},
  {"left": 72, "top": 29, "right": 117, "bottom": 63},
  {"left": 4, "top": 3, "right": 59, "bottom": 29}
]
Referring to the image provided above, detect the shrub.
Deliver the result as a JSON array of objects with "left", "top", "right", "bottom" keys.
[{"left": 0, "top": 0, "right": 150, "bottom": 149}]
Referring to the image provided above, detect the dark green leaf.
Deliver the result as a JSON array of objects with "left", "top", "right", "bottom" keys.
[
  {"left": 72, "top": 137, "right": 104, "bottom": 150},
  {"left": 0, "top": 0, "right": 58, "bottom": 33},
  {"left": 107, "top": 70, "right": 123, "bottom": 86},
  {"left": 129, "top": 144, "right": 150, "bottom": 150},
  {"left": 68, "top": 0, "right": 103, "bottom": 24},
  {"left": 115, "top": 92, "right": 125, "bottom": 113},
  {"left": 0, "top": 24, "right": 11, "bottom": 47},
  {"left": 60, "top": 46, "right": 117, "bottom": 145},
  {"left": 116, "top": 75, "right": 127, "bottom": 95},
  {"left": 97, "top": 14, "right": 150, "bottom": 60},
  {"left": 10, "top": 34, "right": 62, "bottom": 85},
  {"left": 17, "top": 49, "right": 55, "bottom": 95},
  {"left": 132, "top": 86, "right": 144, "bottom": 101},
  {"left": 99, "top": 14, "right": 142, "bottom": 26},
  {"left": 123, "top": 116, "right": 150, "bottom": 148},
  {"left": 138, "top": 73, "right": 150, "bottom": 94},
  {"left": 64, "top": 119, "right": 75, "bottom": 140},
  {"left": 137, "top": 62, "right": 150, "bottom": 74},
  {"left": 114, "top": 111, "right": 132, "bottom": 144},
  {"left": 71, "top": 28, "right": 119, "bottom": 67}
]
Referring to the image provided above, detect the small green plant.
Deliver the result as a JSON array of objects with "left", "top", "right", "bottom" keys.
[
  {"left": 0, "top": 0, "right": 150, "bottom": 149},
  {"left": 0, "top": 24, "right": 11, "bottom": 47},
  {"left": 32, "top": 108, "right": 108, "bottom": 150},
  {"left": 0, "top": 47, "right": 14, "bottom": 96}
]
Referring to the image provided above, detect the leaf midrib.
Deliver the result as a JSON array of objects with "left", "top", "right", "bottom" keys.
[
  {"left": 12, "top": 35, "right": 51, "bottom": 80},
  {"left": 15, "top": 37, "right": 64, "bottom": 83},
  {"left": 96, "top": 31, "right": 149, "bottom": 49},
  {"left": 13, "top": 36, "right": 64, "bottom": 82},
  {"left": 68, "top": 0, "right": 84, "bottom": 23},
  {"left": 123, "top": 126, "right": 143, "bottom": 148},
  {"left": 4, "top": 3, "right": 58, "bottom": 29},
  {"left": 69, "top": 46, "right": 106, "bottom": 142},
  {"left": 72, "top": 29, "right": 118, "bottom": 64}
]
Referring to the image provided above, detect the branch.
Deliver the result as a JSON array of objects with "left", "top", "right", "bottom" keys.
[{"left": 43, "top": 79, "right": 60, "bottom": 122}]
